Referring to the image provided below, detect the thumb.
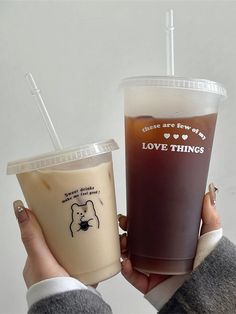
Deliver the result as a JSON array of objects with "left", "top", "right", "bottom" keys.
[{"left": 13, "top": 200, "right": 53, "bottom": 261}]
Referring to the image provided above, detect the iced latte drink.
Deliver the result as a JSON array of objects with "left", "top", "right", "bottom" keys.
[{"left": 7, "top": 139, "right": 121, "bottom": 284}]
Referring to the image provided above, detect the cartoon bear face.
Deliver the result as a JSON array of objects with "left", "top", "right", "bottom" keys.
[{"left": 70, "top": 200, "right": 100, "bottom": 237}]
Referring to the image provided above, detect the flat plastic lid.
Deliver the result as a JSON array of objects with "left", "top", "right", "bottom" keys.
[
  {"left": 7, "top": 139, "right": 119, "bottom": 175},
  {"left": 121, "top": 76, "right": 227, "bottom": 98}
]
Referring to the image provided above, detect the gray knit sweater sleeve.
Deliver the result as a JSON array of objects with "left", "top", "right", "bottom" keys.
[
  {"left": 28, "top": 289, "right": 112, "bottom": 314},
  {"left": 28, "top": 237, "right": 236, "bottom": 314},
  {"left": 160, "top": 236, "right": 236, "bottom": 313}
]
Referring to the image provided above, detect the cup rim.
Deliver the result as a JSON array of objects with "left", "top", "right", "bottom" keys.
[
  {"left": 7, "top": 139, "right": 119, "bottom": 175},
  {"left": 120, "top": 75, "right": 227, "bottom": 98}
]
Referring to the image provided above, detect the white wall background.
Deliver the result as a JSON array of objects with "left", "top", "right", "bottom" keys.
[{"left": 0, "top": 1, "right": 236, "bottom": 313}]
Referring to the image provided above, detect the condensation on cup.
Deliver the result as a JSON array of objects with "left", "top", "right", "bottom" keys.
[
  {"left": 122, "top": 76, "right": 227, "bottom": 274},
  {"left": 7, "top": 139, "right": 121, "bottom": 285}
]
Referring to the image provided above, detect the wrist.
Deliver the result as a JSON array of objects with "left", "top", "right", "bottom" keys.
[{"left": 27, "top": 277, "right": 87, "bottom": 309}]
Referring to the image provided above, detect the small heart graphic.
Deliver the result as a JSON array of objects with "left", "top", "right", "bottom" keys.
[
  {"left": 164, "top": 133, "right": 170, "bottom": 139},
  {"left": 182, "top": 134, "right": 188, "bottom": 140},
  {"left": 173, "top": 134, "right": 179, "bottom": 139}
]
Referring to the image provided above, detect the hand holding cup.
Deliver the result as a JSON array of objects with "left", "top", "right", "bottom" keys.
[{"left": 118, "top": 190, "right": 221, "bottom": 294}]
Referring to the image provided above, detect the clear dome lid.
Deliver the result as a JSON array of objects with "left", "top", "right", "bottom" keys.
[
  {"left": 7, "top": 139, "right": 119, "bottom": 175},
  {"left": 121, "top": 76, "right": 227, "bottom": 98}
]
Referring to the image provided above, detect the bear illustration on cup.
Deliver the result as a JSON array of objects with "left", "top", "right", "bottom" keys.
[{"left": 69, "top": 200, "right": 100, "bottom": 237}]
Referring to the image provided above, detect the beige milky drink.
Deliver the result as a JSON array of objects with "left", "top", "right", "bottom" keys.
[{"left": 7, "top": 139, "right": 121, "bottom": 285}]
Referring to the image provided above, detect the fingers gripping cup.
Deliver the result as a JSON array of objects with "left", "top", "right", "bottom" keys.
[
  {"left": 7, "top": 139, "right": 121, "bottom": 285},
  {"left": 122, "top": 76, "right": 226, "bottom": 274}
]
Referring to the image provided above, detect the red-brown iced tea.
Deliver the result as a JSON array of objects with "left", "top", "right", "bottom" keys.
[{"left": 125, "top": 113, "right": 217, "bottom": 274}]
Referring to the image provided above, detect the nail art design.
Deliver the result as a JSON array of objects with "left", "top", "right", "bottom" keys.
[
  {"left": 13, "top": 200, "right": 28, "bottom": 223},
  {"left": 17, "top": 207, "right": 24, "bottom": 213},
  {"left": 208, "top": 183, "right": 218, "bottom": 206}
]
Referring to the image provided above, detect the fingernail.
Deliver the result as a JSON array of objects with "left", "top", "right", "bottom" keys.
[
  {"left": 13, "top": 200, "right": 29, "bottom": 223},
  {"left": 117, "top": 214, "right": 124, "bottom": 220},
  {"left": 121, "top": 258, "right": 128, "bottom": 268},
  {"left": 208, "top": 183, "right": 218, "bottom": 206}
]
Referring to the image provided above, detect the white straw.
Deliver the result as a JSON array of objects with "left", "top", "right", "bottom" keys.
[
  {"left": 25, "top": 73, "right": 63, "bottom": 151},
  {"left": 166, "top": 9, "right": 175, "bottom": 76}
]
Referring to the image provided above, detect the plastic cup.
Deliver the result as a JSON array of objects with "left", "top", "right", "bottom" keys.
[
  {"left": 7, "top": 139, "right": 121, "bottom": 285},
  {"left": 122, "top": 76, "right": 226, "bottom": 274}
]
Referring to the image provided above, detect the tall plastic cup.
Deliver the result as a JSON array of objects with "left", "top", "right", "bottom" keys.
[
  {"left": 122, "top": 76, "right": 227, "bottom": 274},
  {"left": 7, "top": 139, "right": 121, "bottom": 284}
]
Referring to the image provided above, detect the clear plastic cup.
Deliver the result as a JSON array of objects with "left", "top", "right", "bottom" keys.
[
  {"left": 7, "top": 139, "right": 121, "bottom": 284},
  {"left": 122, "top": 76, "right": 226, "bottom": 274}
]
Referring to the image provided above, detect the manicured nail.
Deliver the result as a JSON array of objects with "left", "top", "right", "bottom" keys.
[
  {"left": 13, "top": 200, "right": 29, "bottom": 223},
  {"left": 121, "top": 258, "right": 128, "bottom": 268},
  {"left": 117, "top": 214, "right": 124, "bottom": 220},
  {"left": 208, "top": 183, "right": 218, "bottom": 206}
]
